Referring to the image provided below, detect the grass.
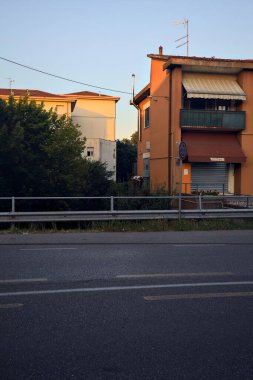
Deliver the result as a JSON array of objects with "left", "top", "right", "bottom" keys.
[{"left": 1, "top": 218, "right": 253, "bottom": 233}]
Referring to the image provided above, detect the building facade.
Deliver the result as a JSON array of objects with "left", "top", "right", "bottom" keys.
[
  {"left": 133, "top": 48, "right": 253, "bottom": 195},
  {"left": 65, "top": 91, "right": 119, "bottom": 181},
  {"left": 0, "top": 89, "right": 74, "bottom": 116},
  {"left": 0, "top": 88, "right": 119, "bottom": 181}
]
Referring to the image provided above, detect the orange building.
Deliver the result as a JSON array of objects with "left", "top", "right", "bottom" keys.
[{"left": 132, "top": 47, "right": 253, "bottom": 195}]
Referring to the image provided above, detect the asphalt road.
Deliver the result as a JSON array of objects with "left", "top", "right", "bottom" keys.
[{"left": 0, "top": 231, "right": 253, "bottom": 380}]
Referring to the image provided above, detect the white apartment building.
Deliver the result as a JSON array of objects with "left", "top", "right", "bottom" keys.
[{"left": 65, "top": 91, "right": 120, "bottom": 181}]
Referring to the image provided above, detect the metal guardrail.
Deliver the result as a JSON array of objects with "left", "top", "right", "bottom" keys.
[
  {"left": 177, "top": 183, "right": 226, "bottom": 195},
  {"left": 0, "top": 195, "right": 253, "bottom": 223}
]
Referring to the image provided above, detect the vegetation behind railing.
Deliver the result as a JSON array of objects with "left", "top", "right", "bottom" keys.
[{"left": 1, "top": 195, "right": 253, "bottom": 214}]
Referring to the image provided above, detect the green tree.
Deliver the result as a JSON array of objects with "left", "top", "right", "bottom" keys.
[
  {"left": 130, "top": 130, "right": 138, "bottom": 145},
  {"left": 0, "top": 96, "right": 111, "bottom": 196},
  {"left": 116, "top": 136, "right": 137, "bottom": 182}
]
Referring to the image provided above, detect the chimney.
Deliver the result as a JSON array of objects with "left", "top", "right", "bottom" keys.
[{"left": 159, "top": 46, "right": 163, "bottom": 56}]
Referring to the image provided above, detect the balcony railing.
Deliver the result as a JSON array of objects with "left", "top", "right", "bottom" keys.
[{"left": 180, "top": 109, "right": 245, "bottom": 131}]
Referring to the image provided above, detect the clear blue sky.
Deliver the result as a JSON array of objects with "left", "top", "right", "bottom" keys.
[{"left": 0, "top": 0, "right": 252, "bottom": 139}]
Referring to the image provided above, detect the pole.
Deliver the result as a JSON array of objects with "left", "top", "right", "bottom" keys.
[
  {"left": 110, "top": 196, "right": 114, "bottom": 212},
  {"left": 179, "top": 158, "right": 182, "bottom": 220},
  {"left": 11, "top": 196, "right": 15, "bottom": 230},
  {"left": 186, "top": 19, "right": 189, "bottom": 56},
  {"left": 131, "top": 74, "right": 135, "bottom": 104}
]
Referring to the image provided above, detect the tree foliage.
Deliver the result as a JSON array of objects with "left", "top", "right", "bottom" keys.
[
  {"left": 130, "top": 131, "right": 138, "bottom": 145},
  {"left": 0, "top": 96, "right": 111, "bottom": 196},
  {"left": 116, "top": 132, "right": 137, "bottom": 182}
]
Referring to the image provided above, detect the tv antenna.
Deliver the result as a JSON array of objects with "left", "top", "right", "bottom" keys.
[
  {"left": 174, "top": 18, "right": 189, "bottom": 56},
  {"left": 7, "top": 77, "right": 15, "bottom": 94}
]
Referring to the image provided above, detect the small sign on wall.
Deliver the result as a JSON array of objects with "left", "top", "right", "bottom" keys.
[
  {"left": 210, "top": 157, "right": 225, "bottom": 162},
  {"left": 183, "top": 169, "right": 188, "bottom": 175}
]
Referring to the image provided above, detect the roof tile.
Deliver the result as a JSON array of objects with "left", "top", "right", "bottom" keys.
[{"left": 0, "top": 88, "right": 67, "bottom": 98}]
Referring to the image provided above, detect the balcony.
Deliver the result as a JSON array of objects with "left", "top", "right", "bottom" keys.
[{"left": 180, "top": 109, "right": 245, "bottom": 131}]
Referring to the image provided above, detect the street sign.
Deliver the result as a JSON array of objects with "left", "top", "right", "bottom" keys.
[{"left": 179, "top": 141, "right": 187, "bottom": 160}]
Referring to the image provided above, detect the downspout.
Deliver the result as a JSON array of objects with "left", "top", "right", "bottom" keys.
[
  {"left": 168, "top": 68, "right": 173, "bottom": 194},
  {"left": 131, "top": 101, "right": 140, "bottom": 140},
  {"left": 130, "top": 73, "right": 141, "bottom": 178},
  {"left": 130, "top": 74, "right": 141, "bottom": 140}
]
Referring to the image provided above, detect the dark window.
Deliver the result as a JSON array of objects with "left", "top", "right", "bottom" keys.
[
  {"left": 145, "top": 107, "right": 150, "bottom": 128},
  {"left": 87, "top": 147, "right": 94, "bottom": 157},
  {"left": 190, "top": 99, "right": 205, "bottom": 109},
  {"left": 71, "top": 101, "right": 76, "bottom": 113}
]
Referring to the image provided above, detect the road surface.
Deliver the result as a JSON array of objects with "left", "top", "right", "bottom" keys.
[{"left": 0, "top": 231, "right": 253, "bottom": 379}]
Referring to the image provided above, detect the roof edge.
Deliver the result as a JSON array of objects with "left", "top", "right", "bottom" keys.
[
  {"left": 163, "top": 56, "right": 253, "bottom": 70},
  {"left": 147, "top": 54, "right": 170, "bottom": 61},
  {"left": 64, "top": 93, "right": 120, "bottom": 102},
  {"left": 133, "top": 83, "right": 150, "bottom": 105}
]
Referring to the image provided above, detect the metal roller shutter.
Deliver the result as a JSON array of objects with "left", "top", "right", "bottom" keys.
[{"left": 191, "top": 163, "right": 228, "bottom": 193}]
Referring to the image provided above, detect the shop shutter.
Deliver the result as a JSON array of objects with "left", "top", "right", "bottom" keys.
[{"left": 191, "top": 163, "right": 228, "bottom": 193}]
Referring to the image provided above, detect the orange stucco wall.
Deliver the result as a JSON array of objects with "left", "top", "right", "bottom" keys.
[
  {"left": 137, "top": 55, "right": 253, "bottom": 195},
  {"left": 137, "top": 60, "right": 182, "bottom": 193},
  {"left": 238, "top": 71, "right": 253, "bottom": 194},
  {"left": 149, "top": 59, "right": 170, "bottom": 191},
  {"left": 137, "top": 58, "right": 170, "bottom": 190},
  {"left": 137, "top": 97, "right": 150, "bottom": 177},
  {"left": 170, "top": 67, "right": 183, "bottom": 193}
]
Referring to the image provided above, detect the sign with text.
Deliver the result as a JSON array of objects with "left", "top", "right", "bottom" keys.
[{"left": 210, "top": 157, "right": 225, "bottom": 162}]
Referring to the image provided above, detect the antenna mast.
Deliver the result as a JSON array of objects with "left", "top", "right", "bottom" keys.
[
  {"left": 174, "top": 18, "right": 189, "bottom": 56},
  {"left": 7, "top": 77, "right": 15, "bottom": 95},
  {"left": 131, "top": 74, "right": 135, "bottom": 103}
]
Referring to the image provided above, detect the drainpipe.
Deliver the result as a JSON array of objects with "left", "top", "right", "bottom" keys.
[
  {"left": 130, "top": 74, "right": 141, "bottom": 140},
  {"left": 130, "top": 100, "right": 140, "bottom": 140},
  {"left": 168, "top": 68, "right": 173, "bottom": 194}
]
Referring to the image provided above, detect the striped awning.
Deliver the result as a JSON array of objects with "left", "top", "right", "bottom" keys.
[{"left": 182, "top": 76, "right": 246, "bottom": 101}]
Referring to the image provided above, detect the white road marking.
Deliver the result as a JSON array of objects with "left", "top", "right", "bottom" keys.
[
  {"left": 174, "top": 244, "right": 226, "bottom": 247},
  {"left": 0, "top": 303, "right": 23, "bottom": 309},
  {"left": 117, "top": 272, "right": 233, "bottom": 279},
  {"left": 20, "top": 248, "right": 77, "bottom": 251},
  {"left": 144, "top": 291, "right": 253, "bottom": 301},
  {"left": 0, "top": 280, "right": 253, "bottom": 297},
  {"left": 0, "top": 278, "right": 48, "bottom": 284}
]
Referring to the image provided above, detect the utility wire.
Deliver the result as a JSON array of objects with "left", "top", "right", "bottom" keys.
[{"left": 0, "top": 56, "right": 132, "bottom": 95}]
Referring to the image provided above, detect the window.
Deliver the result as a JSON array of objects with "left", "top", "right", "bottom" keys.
[
  {"left": 185, "top": 98, "right": 234, "bottom": 111},
  {"left": 56, "top": 105, "right": 64, "bottom": 116},
  {"left": 143, "top": 158, "right": 150, "bottom": 178},
  {"left": 190, "top": 99, "right": 205, "bottom": 110},
  {"left": 87, "top": 147, "right": 94, "bottom": 157},
  {"left": 144, "top": 107, "right": 150, "bottom": 128}
]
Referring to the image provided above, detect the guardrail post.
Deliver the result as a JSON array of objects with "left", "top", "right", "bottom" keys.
[
  {"left": 12, "top": 196, "right": 15, "bottom": 213},
  {"left": 110, "top": 196, "right": 114, "bottom": 212},
  {"left": 246, "top": 197, "right": 249, "bottom": 208},
  {"left": 199, "top": 194, "right": 202, "bottom": 211},
  {"left": 11, "top": 196, "right": 16, "bottom": 229}
]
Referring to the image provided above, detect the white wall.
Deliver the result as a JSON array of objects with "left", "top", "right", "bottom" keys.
[
  {"left": 72, "top": 98, "right": 116, "bottom": 140},
  {"left": 84, "top": 138, "right": 116, "bottom": 181}
]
